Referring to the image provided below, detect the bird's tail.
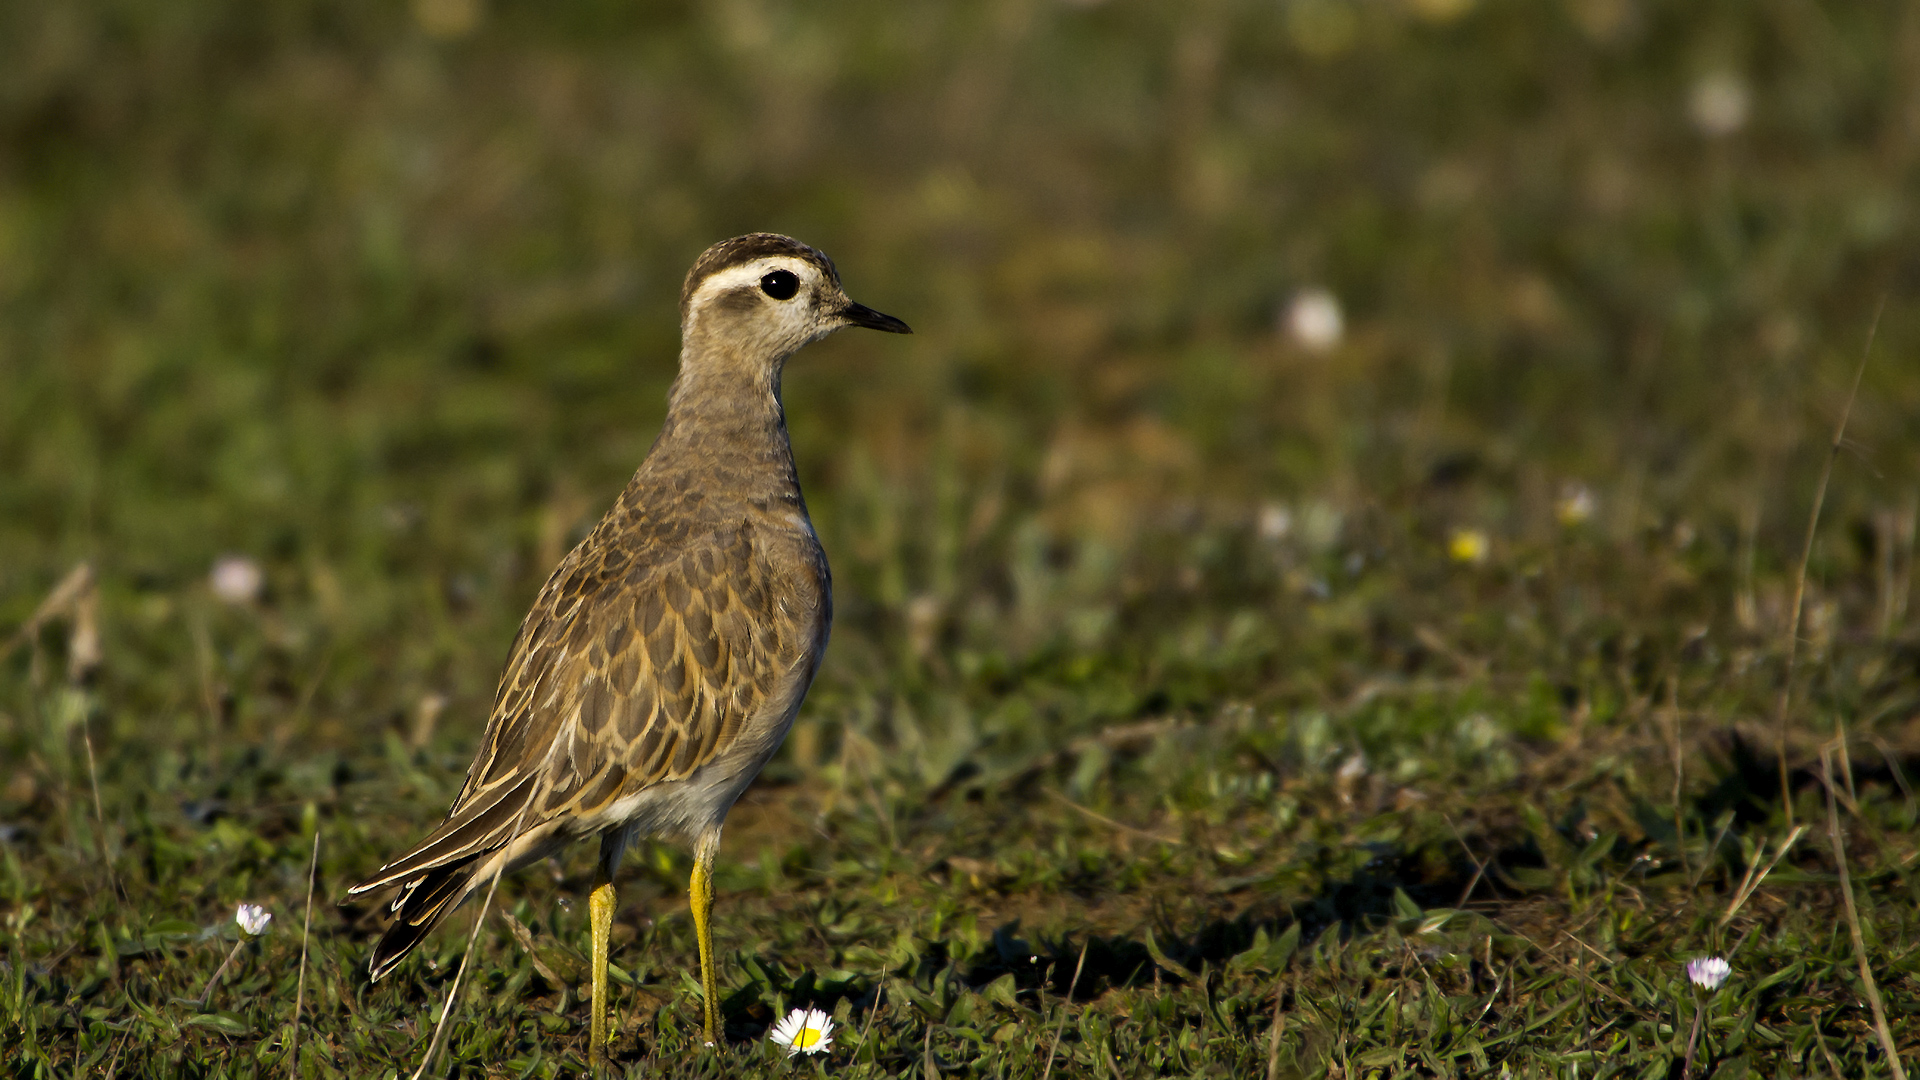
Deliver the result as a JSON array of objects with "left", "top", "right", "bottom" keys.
[
  {"left": 365, "top": 859, "right": 478, "bottom": 982},
  {"left": 348, "top": 773, "right": 540, "bottom": 981}
]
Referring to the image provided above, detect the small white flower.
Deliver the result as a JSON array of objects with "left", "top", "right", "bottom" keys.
[
  {"left": 209, "top": 556, "right": 263, "bottom": 605},
  {"left": 1284, "top": 288, "right": 1345, "bottom": 352},
  {"left": 1556, "top": 485, "right": 1595, "bottom": 526},
  {"left": 1688, "top": 72, "right": 1749, "bottom": 137},
  {"left": 1258, "top": 504, "right": 1293, "bottom": 542},
  {"left": 1686, "top": 956, "right": 1730, "bottom": 991},
  {"left": 235, "top": 903, "right": 272, "bottom": 936},
  {"left": 768, "top": 1006, "right": 834, "bottom": 1057}
]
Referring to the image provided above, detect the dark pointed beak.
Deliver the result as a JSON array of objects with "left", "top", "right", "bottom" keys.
[{"left": 841, "top": 301, "right": 912, "bottom": 334}]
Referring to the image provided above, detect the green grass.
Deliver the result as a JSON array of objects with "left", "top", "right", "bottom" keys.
[{"left": 4, "top": 0, "right": 1920, "bottom": 1075}]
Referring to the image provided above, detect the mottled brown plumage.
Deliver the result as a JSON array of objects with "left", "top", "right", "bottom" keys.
[{"left": 348, "top": 235, "right": 908, "bottom": 1052}]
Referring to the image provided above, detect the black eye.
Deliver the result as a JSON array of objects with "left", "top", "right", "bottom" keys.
[{"left": 760, "top": 270, "right": 799, "bottom": 300}]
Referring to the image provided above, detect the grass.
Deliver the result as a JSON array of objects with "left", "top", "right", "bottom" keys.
[{"left": 3, "top": 0, "right": 1920, "bottom": 1075}]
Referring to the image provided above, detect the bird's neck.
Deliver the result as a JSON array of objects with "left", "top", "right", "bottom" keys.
[{"left": 644, "top": 345, "right": 803, "bottom": 507}]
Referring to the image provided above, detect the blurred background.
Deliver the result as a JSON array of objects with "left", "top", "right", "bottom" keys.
[
  {"left": 4, "top": 0, "right": 1920, "bottom": 1070},
  {"left": 5, "top": 0, "right": 1915, "bottom": 780}
]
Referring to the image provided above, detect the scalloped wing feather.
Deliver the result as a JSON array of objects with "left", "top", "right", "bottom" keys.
[{"left": 348, "top": 516, "right": 821, "bottom": 900}]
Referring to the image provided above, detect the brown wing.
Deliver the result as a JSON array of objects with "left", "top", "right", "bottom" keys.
[{"left": 349, "top": 515, "right": 817, "bottom": 895}]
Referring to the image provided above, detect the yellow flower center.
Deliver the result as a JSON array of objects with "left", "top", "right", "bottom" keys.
[{"left": 795, "top": 1026, "right": 823, "bottom": 1049}]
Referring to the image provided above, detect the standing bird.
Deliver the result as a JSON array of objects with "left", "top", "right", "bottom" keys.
[{"left": 347, "top": 234, "right": 910, "bottom": 1063}]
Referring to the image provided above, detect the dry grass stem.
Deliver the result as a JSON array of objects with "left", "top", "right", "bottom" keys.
[
  {"left": 1444, "top": 816, "right": 1490, "bottom": 906},
  {"left": 291, "top": 828, "right": 321, "bottom": 1069},
  {"left": 1265, "top": 977, "right": 1287, "bottom": 1080},
  {"left": 409, "top": 803, "right": 531, "bottom": 1080},
  {"left": 1040, "top": 940, "right": 1090, "bottom": 1080},
  {"left": 1718, "top": 825, "right": 1807, "bottom": 927},
  {"left": 1876, "top": 500, "right": 1916, "bottom": 636},
  {"left": 1660, "top": 676, "right": 1688, "bottom": 882},
  {"left": 3, "top": 563, "right": 94, "bottom": 660},
  {"left": 1817, "top": 1028, "right": 1847, "bottom": 1080},
  {"left": 1822, "top": 749, "right": 1907, "bottom": 1080},
  {"left": 1043, "top": 787, "right": 1181, "bottom": 845},
  {"left": 81, "top": 720, "right": 122, "bottom": 902},
  {"left": 1692, "top": 813, "right": 1736, "bottom": 892},
  {"left": 101, "top": 1032, "right": 125, "bottom": 1080},
  {"left": 1863, "top": 734, "right": 1916, "bottom": 819},
  {"left": 1774, "top": 298, "right": 1881, "bottom": 825},
  {"left": 855, "top": 978, "right": 884, "bottom": 1062}
]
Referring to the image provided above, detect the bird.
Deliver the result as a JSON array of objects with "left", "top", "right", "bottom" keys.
[{"left": 346, "top": 233, "right": 910, "bottom": 1064}]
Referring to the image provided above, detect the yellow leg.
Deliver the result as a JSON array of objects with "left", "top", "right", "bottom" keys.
[
  {"left": 588, "top": 831, "right": 627, "bottom": 1070},
  {"left": 689, "top": 830, "right": 723, "bottom": 1045},
  {"left": 588, "top": 869, "right": 615, "bottom": 1069}
]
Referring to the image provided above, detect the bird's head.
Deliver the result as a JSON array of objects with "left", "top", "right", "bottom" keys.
[{"left": 678, "top": 234, "right": 910, "bottom": 372}]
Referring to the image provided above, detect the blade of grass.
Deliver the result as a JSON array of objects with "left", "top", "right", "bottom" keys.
[
  {"left": 1444, "top": 815, "right": 1489, "bottom": 907},
  {"left": 855, "top": 977, "right": 884, "bottom": 1064},
  {"left": 291, "top": 828, "right": 321, "bottom": 1071},
  {"left": 1039, "top": 940, "right": 1089, "bottom": 1080},
  {"left": 1265, "top": 976, "right": 1287, "bottom": 1080},
  {"left": 1690, "top": 813, "right": 1735, "bottom": 892},
  {"left": 1, "top": 562, "right": 93, "bottom": 660},
  {"left": 1774, "top": 297, "right": 1881, "bottom": 826},
  {"left": 81, "top": 718, "right": 122, "bottom": 903},
  {"left": 1718, "top": 825, "right": 1806, "bottom": 927},
  {"left": 1822, "top": 747, "right": 1906, "bottom": 1080},
  {"left": 1660, "top": 675, "right": 1689, "bottom": 882},
  {"left": 1043, "top": 788, "right": 1180, "bottom": 845},
  {"left": 1863, "top": 734, "right": 1917, "bottom": 824},
  {"left": 101, "top": 1031, "right": 126, "bottom": 1080},
  {"left": 410, "top": 801, "right": 532, "bottom": 1080},
  {"left": 1813, "top": 1016, "right": 1847, "bottom": 1080}
]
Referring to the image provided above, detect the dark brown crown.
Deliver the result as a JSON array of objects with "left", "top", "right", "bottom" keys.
[{"left": 679, "top": 234, "right": 841, "bottom": 316}]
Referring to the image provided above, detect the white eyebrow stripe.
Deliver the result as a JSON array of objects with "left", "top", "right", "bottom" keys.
[{"left": 688, "top": 258, "right": 818, "bottom": 311}]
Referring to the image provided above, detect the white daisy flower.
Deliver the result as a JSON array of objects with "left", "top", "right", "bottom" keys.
[
  {"left": 768, "top": 1006, "right": 834, "bottom": 1057},
  {"left": 235, "top": 903, "right": 273, "bottom": 936},
  {"left": 1686, "top": 956, "right": 1730, "bottom": 991},
  {"left": 209, "top": 555, "right": 264, "bottom": 605},
  {"left": 1283, "top": 288, "right": 1344, "bottom": 352}
]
